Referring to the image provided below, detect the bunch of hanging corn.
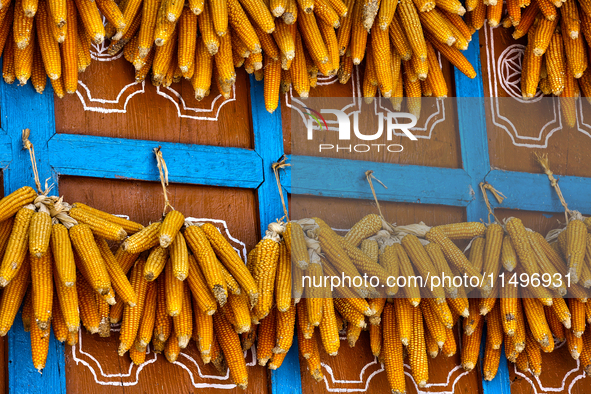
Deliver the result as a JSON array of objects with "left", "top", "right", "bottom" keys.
[
  {"left": 0, "top": 0, "right": 126, "bottom": 95},
  {"left": 289, "top": 213, "right": 591, "bottom": 390},
  {"left": 1, "top": 0, "right": 481, "bottom": 114},
  {"left": 490, "top": 0, "right": 591, "bottom": 127}
]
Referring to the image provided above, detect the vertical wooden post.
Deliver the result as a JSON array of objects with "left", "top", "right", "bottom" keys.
[
  {"left": 249, "top": 76, "right": 303, "bottom": 394},
  {"left": 0, "top": 79, "right": 66, "bottom": 392},
  {"left": 454, "top": 31, "right": 511, "bottom": 394}
]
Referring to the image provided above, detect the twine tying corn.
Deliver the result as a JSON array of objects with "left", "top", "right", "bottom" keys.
[
  {"left": 272, "top": 157, "right": 291, "bottom": 221},
  {"left": 479, "top": 181, "right": 505, "bottom": 224},
  {"left": 154, "top": 147, "right": 174, "bottom": 217}
]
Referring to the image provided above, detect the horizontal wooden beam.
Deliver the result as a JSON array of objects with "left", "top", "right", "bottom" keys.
[
  {"left": 0, "top": 133, "right": 11, "bottom": 167},
  {"left": 48, "top": 134, "right": 264, "bottom": 189},
  {"left": 486, "top": 169, "right": 591, "bottom": 215},
  {"left": 280, "top": 155, "right": 474, "bottom": 207}
]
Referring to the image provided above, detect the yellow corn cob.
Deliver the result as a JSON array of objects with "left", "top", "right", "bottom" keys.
[
  {"left": 228, "top": 1, "right": 261, "bottom": 55},
  {"left": 194, "top": 307, "right": 213, "bottom": 362},
  {"left": 335, "top": 0, "right": 354, "bottom": 54},
  {"left": 228, "top": 293, "right": 251, "bottom": 333},
  {"left": 0, "top": 256, "right": 30, "bottom": 335},
  {"left": 198, "top": 0, "right": 220, "bottom": 53},
  {"left": 468, "top": 237, "right": 485, "bottom": 273},
  {"left": 425, "top": 227, "right": 484, "bottom": 282},
  {"left": 327, "top": 0, "right": 347, "bottom": 16},
  {"left": 159, "top": 210, "right": 184, "bottom": 248},
  {"left": 297, "top": 9, "right": 329, "bottom": 67},
  {"left": 501, "top": 235, "right": 517, "bottom": 271},
  {"left": 568, "top": 298, "right": 586, "bottom": 337},
  {"left": 214, "top": 31, "right": 236, "bottom": 85},
  {"left": 392, "top": 244, "right": 419, "bottom": 304},
  {"left": 550, "top": 296, "right": 572, "bottom": 328},
  {"left": 314, "top": 0, "right": 340, "bottom": 28},
  {"left": 486, "top": 302, "right": 504, "bottom": 349},
  {"left": 424, "top": 242, "right": 457, "bottom": 297},
  {"left": 132, "top": 282, "right": 155, "bottom": 347},
  {"left": 408, "top": 305, "right": 428, "bottom": 386},
  {"left": 532, "top": 17, "right": 558, "bottom": 57},
  {"left": 36, "top": 2, "right": 65, "bottom": 80},
  {"left": 274, "top": 301, "right": 296, "bottom": 353},
  {"left": 580, "top": 329, "right": 591, "bottom": 372},
  {"left": 402, "top": 234, "right": 447, "bottom": 301},
  {"left": 263, "top": 56, "right": 281, "bottom": 113},
  {"left": 481, "top": 223, "right": 503, "bottom": 294},
  {"left": 421, "top": 300, "right": 446, "bottom": 347},
  {"left": 566, "top": 220, "right": 587, "bottom": 283},
  {"left": 369, "top": 24, "right": 393, "bottom": 97},
  {"left": 165, "top": 257, "right": 184, "bottom": 316},
  {"left": 76, "top": 272, "right": 100, "bottom": 334},
  {"left": 238, "top": 0, "right": 275, "bottom": 32},
  {"left": 363, "top": 47, "right": 378, "bottom": 102},
  {"left": 184, "top": 225, "right": 227, "bottom": 303},
  {"left": 275, "top": 242, "right": 291, "bottom": 313},
  {"left": 137, "top": 0, "right": 162, "bottom": 56},
  {"left": 387, "top": 14, "right": 412, "bottom": 62},
  {"left": 31, "top": 252, "right": 53, "bottom": 331},
  {"left": 272, "top": 19, "right": 295, "bottom": 63},
  {"left": 164, "top": 328, "right": 181, "bottom": 362},
  {"left": 545, "top": 306, "right": 566, "bottom": 341},
  {"left": 282, "top": 0, "right": 297, "bottom": 22},
  {"left": 522, "top": 297, "right": 552, "bottom": 348},
  {"left": 74, "top": 0, "right": 105, "bottom": 43},
  {"left": 48, "top": 0, "right": 66, "bottom": 27},
  {"left": 270, "top": 0, "right": 286, "bottom": 16},
  {"left": 96, "top": 237, "right": 137, "bottom": 306},
  {"left": 200, "top": 223, "right": 258, "bottom": 307},
  {"left": 166, "top": 233, "right": 188, "bottom": 283},
  {"left": 528, "top": 231, "right": 567, "bottom": 295},
  {"left": 192, "top": 39, "right": 213, "bottom": 99},
  {"left": 186, "top": 255, "right": 217, "bottom": 314},
  {"left": 398, "top": 0, "right": 427, "bottom": 61},
  {"left": 13, "top": 0, "right": 32, "bottom": 49},
  {"left": 350, "top": 0, "right": 368, "bottom": 64},
  {"left": 524, "top": 328, "right": 543, "bottom": 375},
  {"left": 360, "top": 239, "right": 378, "bottom": 264},
  {"left": 94, "top": 291, "right": 110, "bottom": 337},
  {"left": 165, "top": 0, "right": 184, "bottom": 22},
  {"left": 123, "top": 222, "right": 161, "bottom": 254},
  {"left": 251, "top": 238, "right": 280, "bottom": 319},
  {"left": 177, "top": 7, "right": 198, "bottom": 74},
  {"left": 14, "top": 23, "right": 34, "bottom": 85},
  {"left": 3, "top": 38, "right": 15, "bottom": 84},
  {"left": 256, "top": 309, "right": 275, "bottom": 364},
  {"left": 60, "top": 0, "right": 78, "bottom": 93},
  {"left": 113, "top": 247, "right": 139, "bottom": 277},
  {"left": 370, "top": 320, "right": 382, "bottom": 357},
  {"left": 317, "top": 18, "right": 338, "bottom": 76},
  {"left": 95, "top": 0, "right": 125, "bottom": 31},
  {"left": 77, "top": 26, "right": 91, "bottom": 73},
  {"left": 144, "top": 246, "right": 169, "bottom": 282},
  {"left": 562, "top": 32, "right": 587, "bottom": 79},
  {"left": 461, "top": 309, "right": 483, "bottom": 370},
  {"left": 506, "top": 0, "right": 520, "bottom": 25},
  {"left": 69, "top": 225, "right": 111, "bottom": 295},
  {"left": 53, "top": 268, "right": 79, "bottom": 332},
  {"left": 434, "top": 222, "right": 486, "bottom": 240},
  {"left": 341, "top": 237, "right": 392, "bottom": 288},
  {"left": 153, "top": 0, "right": 176, "bottom": 46},
  {"left": 511, "top": 2, "right": 537, "bottom": 38},
  {"left": 424, "top": 41, "right": 447, "bottom": 97},
  {"left": 0, "top": 205, "right": 34, "bottom": 287},
  {"left": 52, "top": 299, "right": 69, "bottom": 342},
  {"left": 334, "top": 298, "right": 367, "bottom": 329},
  {"left": 317, "top": 297, "right": 339, "bottom": 355},
  {"left": 153, "top": 277, "right": 172, "bottom": 342},
  {"left": 172, "top": 285, "right": 192, "bottom": 348},
  {"left": 30, "top": 315, "right": 49, "bottom": 372},
  {"left": 213, "top": 312, "right": 248, "bottom": 388},
  {"left": 427, "top": 32, "right": 476, "bottom": 78},
  {"left": 566, "top": 325, "right": 582, "bottom": 359},
  {"left": 29, "top": 211, "right": 51, "bottom": 259},
  {"left": 119, "top": 259, "right": 150, "bottom": 355}
]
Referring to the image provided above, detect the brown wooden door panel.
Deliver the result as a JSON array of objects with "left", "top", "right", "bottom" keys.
[
  {"left": 54, "top": 53, "right": 253, "bottom": 149},
  {"left": 280, "top": 62, "right": 462, "bottom": 169},
  {"left": 480, "top": 25, "right": 591, "bottom": 178},
  {"left": 58, "top": 176, "right": 265, "bottom": 392}
]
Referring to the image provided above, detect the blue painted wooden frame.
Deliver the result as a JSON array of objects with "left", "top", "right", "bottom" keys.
[{"left": 2, "top": 32, "right": 590, "bottom": 394}]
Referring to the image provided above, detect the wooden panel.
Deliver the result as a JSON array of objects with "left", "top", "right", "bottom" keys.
[
  {"left": 54, "top": 52, "right": 253, "bottom": 149},
  {"left": 290, "top": 195, "right": 481, "bottom": 393},
  {"left": 280, "top": 63, "right": 462, "bottom": 170},
  {"left": 58, "top": 176, "right": 265, "bottom": 393},
  {"left": 480, "top": 25, "right": 591, "bottom": 178}
]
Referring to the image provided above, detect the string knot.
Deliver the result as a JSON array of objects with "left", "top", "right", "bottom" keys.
[
  {"left": 272, "top": 157, "right": 291, "bottom": 222},
  {"left": 534, "top": 152, "right": 570, "bottom": 223},
  {"left": 365, "top": 170, "right": 388, "bottom": 221},
  {"left": 154, "top": 147, "right": 174, "bottom": 216}
]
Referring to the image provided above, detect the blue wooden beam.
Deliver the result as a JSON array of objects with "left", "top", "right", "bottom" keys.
[
  {"left": 282, "top": 155, "right": 473, "bottom": 207},
  {"left": 1, "top": 80, "right": 66, "bottom": 393},
  {"left": 0, "top": 133, "right": 11, "bottom": 168},
  {"left": 48, "top": 133, "right": 264, "bottom": 189},
  {"left": 249, "top": 77, "right": 303, "bottom": 394},
  {"left": 486, "top": 169, "right": 591, "bottom": 215}
]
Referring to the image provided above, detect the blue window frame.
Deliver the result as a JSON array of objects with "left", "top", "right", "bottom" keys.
[{"left": 1, "top": 31, "right": 590, "bottom": 393}]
